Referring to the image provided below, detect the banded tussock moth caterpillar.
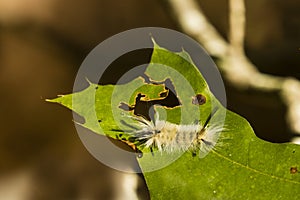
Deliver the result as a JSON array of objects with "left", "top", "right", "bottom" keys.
[{"left": 123, "top": 108, "right": 224, "bottom": 158}]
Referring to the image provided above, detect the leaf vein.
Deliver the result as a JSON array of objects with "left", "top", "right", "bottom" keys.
[{"left": 212, "top": 150, "right": 300, "bottom": 185}]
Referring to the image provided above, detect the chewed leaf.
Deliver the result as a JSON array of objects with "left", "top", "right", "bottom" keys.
[
  {"left": 138, "top": 41, "right": 300, "bottom": 199},
  {"left": 48, "top": 39, "right": 300, "bottom": 199},
  {"left": 48, "top": 77, "right": 167, "bottom": 139}
]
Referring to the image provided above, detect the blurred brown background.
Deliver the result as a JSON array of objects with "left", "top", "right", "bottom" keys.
[{"left": 0, "top": 0, "right": 299, "bottom": 199}]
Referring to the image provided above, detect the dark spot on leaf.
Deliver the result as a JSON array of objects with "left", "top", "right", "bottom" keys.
[
  {"left": 98, "top": 119, "right": 102, "bottom": 122},
  {"left": 95, "top": 86, "right": 99, "bottom": 89},
  {"left": 136, "top": 150, "right": 143, "bottom": 158},
  {"left": 290, "top": 167, "right": 298, "bottom": 174},
  {"left": 192, "top": 94, "right": 206, "bottom": 105},
  {"left": 119, "top": 133, "right": 123, "bottom": 137},
  {"left": 136, "top": 152, "right": 143, "bottom": 158},
  {"left": 192, "top": 151, "right": 197, "bottom": 157},
  {"left": 293, "top": 150, "right": 296, "bottom": 153}
]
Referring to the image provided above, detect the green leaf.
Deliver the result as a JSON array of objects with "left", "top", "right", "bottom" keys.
[
  {"left": 48, "top": 40, "right": 300, "bottom": 199},
  {"left": 47, "top": 77, "right": 167, "bottom": 139}
]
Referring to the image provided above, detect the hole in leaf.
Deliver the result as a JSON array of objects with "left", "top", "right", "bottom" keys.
[
  {"left": 290, "top": 167, "right": 298, "bottom": 174},
  {"left": 120, "top": 88, "right": 180, "bottom": 121},
  {"left": 192, "top": 94, "right": 206, "bottom": 105},
  {"left": 119, "top": 78, "right": 181, "bottom": 121}
]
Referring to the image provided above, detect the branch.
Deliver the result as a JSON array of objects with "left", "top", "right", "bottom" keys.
[
  {"left": 163, "top": 0, "right": 300, "bottom": 139},
  {"left": 229, "top": 0, "right": 246, "bottom": 53},
  {"left": 166, "top": 0, "right": 228, "bottom": 57}
]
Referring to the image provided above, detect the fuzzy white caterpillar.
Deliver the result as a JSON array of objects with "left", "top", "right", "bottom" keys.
[{"left": 125, "top": 112, "right": 224, "bottom": 158}]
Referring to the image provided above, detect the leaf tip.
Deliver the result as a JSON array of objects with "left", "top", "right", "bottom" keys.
[
  {"left": 73, "top": 120, "right": 84, "bottom": 127},
  {"left": 45, "top": 98, "right": 54, "bottom": 103},
  {"left": 45, "top": 95, "right": 62, "bottom": 103},
  {"left": 150, "top": 36, "right": 158, "bottom": 48},
  {"left": 85, "top": 77, "right": 95, "bottom": 85},
  {"left": 150, "top": 36, "right": 165, "bottom": 51}
]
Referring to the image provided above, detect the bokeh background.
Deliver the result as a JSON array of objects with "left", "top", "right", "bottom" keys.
[{"left": 0, "top": 0, "right": 299, "bottom": 199}]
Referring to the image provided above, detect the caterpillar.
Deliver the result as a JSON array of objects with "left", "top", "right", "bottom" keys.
[{"left": 122, "top": 109, "right": 224, "bottom": 158}]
